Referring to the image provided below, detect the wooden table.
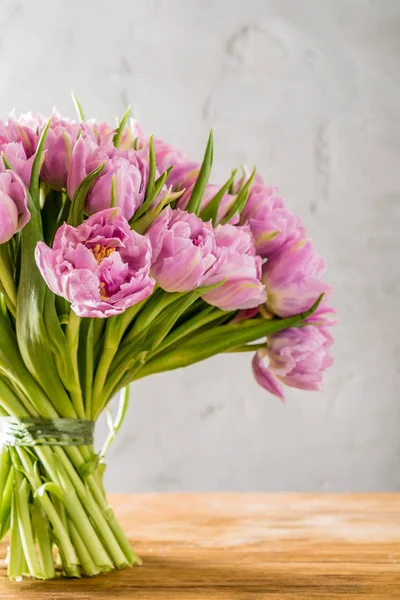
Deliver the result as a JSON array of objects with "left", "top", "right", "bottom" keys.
[{"left": 0, "top": 494, "right": 399, "bottom": 598}]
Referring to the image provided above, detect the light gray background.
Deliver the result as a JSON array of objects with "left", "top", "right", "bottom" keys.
[{"left": 0, "top": 0, "right": 399, "bottom": 492}]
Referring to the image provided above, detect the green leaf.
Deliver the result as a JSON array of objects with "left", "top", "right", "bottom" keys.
[
  {"left": 131, "top": 187, "right": 183, "bottom": 234},
  {"left": 41, "top": 190, "right": 65, "bottom": 245},
  {"left": 186, "top": 130, "right": 213, "bottom": 215},
  {"left": 235, "top": 166, "right": 248, "bottom": 195},
  {"left": 199, "top": 169, "right": 237, "bottom": 224},
  {"left": 220, "top": 166, "right": 256, "bottom": 225},
  {"left": 132, "top": 283, "right": 226, "bottom": 358},
  {"left": 113, "top": 105, "right": 131, "bottom": 148},
  {"left": 110, "top": 174, "right": 117, "bottom": 208},
  {"left": 1, "top": 152, "right": 12, "bottom": 170},
  {"left": 29, "top": 118, "right": 51, "bottom": 209},
  {"left": 146, "top": 289, "right": 213, "bottom": 351},
  {"left": 124, "top": 288, "right": 182, "bottom": 343},
  {"left": 153, "top": 305, "right": 229, "bottom": 355},
  {"left": 137, "top": 295, "right": 324, "bottom": 376},
  {"left": 71, "top": 92, "right": 85, "bottom": 121},
  {"left": 16, "top": 188, "right": 77, "bottom": 419},
  {"left": 67, "top": 163, "right": 105, "bottom": 227},
  {"left": 225, "top": 342, "right": 266, "bottom": 353},
  {"left": 145, "top": 135, "right": 156, "bottom": 202},
  {"left": 131, "top": 166, "right": 173, "bottom": 223}
]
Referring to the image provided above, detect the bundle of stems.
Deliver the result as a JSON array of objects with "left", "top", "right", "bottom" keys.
[{"left": 0, "top": 112, "right": 322, "bottom": 580}]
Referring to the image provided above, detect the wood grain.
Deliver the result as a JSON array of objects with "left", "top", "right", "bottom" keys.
[{"left": 0, "top": 494, "right": 399, "bottom": 599}]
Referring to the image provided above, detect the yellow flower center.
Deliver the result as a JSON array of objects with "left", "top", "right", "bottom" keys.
[
  {"left": 89, "top": 244, "right": 116, "bottom": 301},
  {"left": 99, "top": 282, "right": 109, "bottom": 301},
  {"left": 90, "top": 244, "right": 116, "bottom": 264}
]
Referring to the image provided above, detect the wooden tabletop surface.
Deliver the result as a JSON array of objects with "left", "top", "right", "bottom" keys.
[{"left": 0, "top": 493, "right": 399, "bottom": 599}]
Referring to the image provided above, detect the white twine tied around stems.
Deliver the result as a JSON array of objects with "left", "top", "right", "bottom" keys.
[{"left": 0, "top": 417, "right": 94, "bottom": 447}]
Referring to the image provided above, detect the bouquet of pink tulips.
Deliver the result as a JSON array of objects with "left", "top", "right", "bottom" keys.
[{"left": 0, "top": 99, "right": 335, "bottom": 580}]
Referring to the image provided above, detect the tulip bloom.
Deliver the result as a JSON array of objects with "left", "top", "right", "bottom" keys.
[
  {"left": 202, "top": 224, "right": 266, "bottom": 311},
  {"left": 151, "top": 138, "right": 199, "bottom": 189},
  {"left": 147, "top": 207, "right": 218, "bottom": 292},
  {"left": 0, "top": 142, "right": 34, "bottom": 187},
  {"left": 67, "top": 133, "right": 114, "bottom": 200},
  {"left": 35, "top": 208, "right": 155, "bottom": 318},
  {"left": 0, "top": 111, "right": 42, "bottom": 157},
  {"left": 41, "top": 115, "right": 81, "bottom": 189},
  {"left": 262, "top": 239, "right": 329, "bottom": 318},
  {"left": 83, "top": 120, "right": 115, "bottom": 147},
  {"left": 0, "top": 171, "right": 30, "bottom": 244},
  {"left": 252, "top": 325, "right": 334, "bottom": 401},
  {"left": 241, "top": 183, "right": 305, "bottom": 258},
  {"left": 86, "top": 150, "right": 148, "bottom": 221}
]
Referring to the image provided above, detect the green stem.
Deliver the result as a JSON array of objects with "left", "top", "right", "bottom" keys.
[
  {"left": 53, "top": 446, "right": 130, "bottom": 567},
  {"left": 0, "top": 468, "right": 13, "bottom": 540},
  {"left": 66, "top": 311, "right": 85, "bottom": 419},
  {"left": 69, "top": 520, "right": 100, "bottom": 577},
  {"left": 63, "top": 445, "right": 137, "bottom": 564},
  {"left": 31, "top": 499, "right": 56, "bottom": 580},
  {"left": 100, "top": 386, "right": 130, "bottom": 459},
  {"left": 52, "top": 496, "right": 80, "bottom": 578},
  {"left": 123, "top": 289, "right": 178, "bottom": 344},
  {"left": 14, "top": 469, "right": 43, "bottom": 578},
  {"left": 8, "top": 479, "right": 24, "bottom": 581},
  {"left": 0, "top": 244, "right": 17, "bottom": 308},
  {"left": 92, "top": 304, "right": 143, "bottom": 418},
  {"left": 15, "top": 447, "right": 79, "bottom": 572},
  {"left": 81, "top": 319, "right": 94, "bottom": 419},
  {"left": 0, "top": 278, "right": 16, "bottom": 318},
  {"left": 0, "top": 447, "right": 11, "bottom": 508}
]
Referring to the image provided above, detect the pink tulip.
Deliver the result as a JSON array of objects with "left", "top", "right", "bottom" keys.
[
  {"left": 39, "top": 114, "right": 82, "bottom": 189},
  {"left": 82, "top": 119, "right": 115, "bottom": 147},
  {"left": 0, "top": 111, "right": 42, "bottom": 157},
  {"left": 35, "top": 208, "right": 155, "bottom": 318},
  {"left": 150, "top": 138, "right": 199, "bottom": 189},
  {"left": 85, "top": 150, "right": 148, "bottom": 221},
  {"left": 262, "top": 238, "right": 329, "bottom": 317},
  {"left": 252, "top": 325, "right": 334, "bottom": 401},
  {"left": 241, "top": 183, "right": 305, "bottom": 257},
  {"left": 0, "top": 171, "right": 30, "bottom": 243},
  {"left": 66, "top": 133, "right": 114, "bottom": 199},
  {"left": 147, "top": 207, "right": 218, "bottom": 292},
  {"left": 0, "top": 142, "right": 34, "bottom": 187},
  {"left": 202, "top": 224, "right": 266, "bottom": 311}
]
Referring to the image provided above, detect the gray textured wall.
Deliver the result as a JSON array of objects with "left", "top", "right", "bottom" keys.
[{"left": 0, "top": 0, "right": 399, "bottom": 492}]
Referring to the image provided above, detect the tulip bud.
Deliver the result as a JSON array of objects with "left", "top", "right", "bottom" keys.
[
  {"left": 241, "top": 183, "right": 305, "bottom": 258},
  {"left": 252, "top": 325, "right": 334, "bottom": 400},
  {"left": 0, "top": 171, "right": 30, "bottom": 244},
  {"left": 202, "top": 224, "right": 266, "bottom": 311},
  {"left": 86, "top": 151, "right": 148, "bottom": 221},
  {"left": 147, "top": 207, "right": 217, "bottom": 292},
  {"left": 262, "top": 238, "right": 329, "bottom": 318}
]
